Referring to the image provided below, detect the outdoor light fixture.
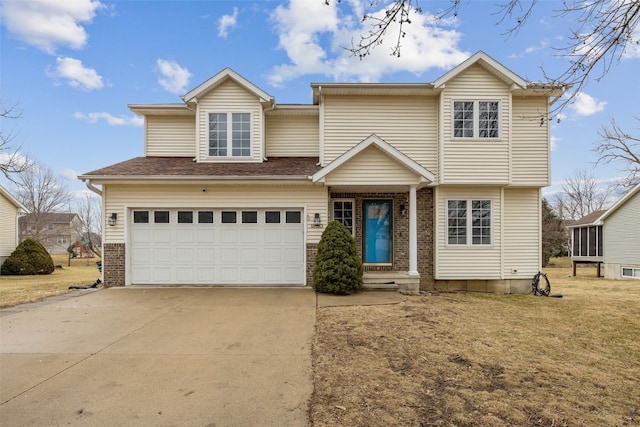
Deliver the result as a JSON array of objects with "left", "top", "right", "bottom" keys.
[
  {"left": 108, "top": 213, "right": 118, "bottom": 227},
  {"left": 400, "top": 204, "right": 407, "bottom": 217},
  {"left": 313, "top": 212, "right": 322, "bottom": 227}
]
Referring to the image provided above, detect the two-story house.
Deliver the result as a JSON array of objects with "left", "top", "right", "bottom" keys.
[
  {"left": 19, "top": 212, "right": 83, "bottom": 255},
  {"left": 80, "top": 51, "right": 566, "bottom": 293},
  {"left": 0, "top": 184, "right": 29, "bottom": 269}
]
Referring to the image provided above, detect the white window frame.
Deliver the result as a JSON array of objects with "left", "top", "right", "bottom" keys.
[
  {"left": 208, "top": 112, "right": 252, "bottom": 158},
  {"left": 446, "top": 199, "right": 493, "bottom": 247},
  {"left": 452, "top": 100, "right": 501, "bottom": 140},
  {"left": 331, "top": 198, "right": 355, "bottom": 236},
  {"left": 621, "top": 267, "right": 640, "bottom": 279}
]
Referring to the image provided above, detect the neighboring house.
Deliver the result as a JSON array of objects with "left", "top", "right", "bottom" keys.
[
  {"left": 19, "top": 213, "right": 82, "bottom": 255},
  {"left": 79, "top": 51, "right": 567, "bottom": 293},
  {"left": 0, "top": 184, "right": 28, "bottom": 269},
  {"left": 569, "top": 184, "right": 640, "bottom": 280}
]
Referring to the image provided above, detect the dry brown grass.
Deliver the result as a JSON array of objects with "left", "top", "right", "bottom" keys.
[
  {"left": 0, "top": 254, "right": 101, "bottom": 308},
  {"left": 310, "top": 258, "right": 640, "bottom": 426}
]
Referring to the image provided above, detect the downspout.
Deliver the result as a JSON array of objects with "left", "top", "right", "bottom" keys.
[
  {"left": 184, "top": 101, "right": 198, "bottom": 162},
  {"left": 83, "top": 179, "right": 102, "bottom": 196},
  {"left": 263, "top": 99, "right": 277, "bottom": 161}
]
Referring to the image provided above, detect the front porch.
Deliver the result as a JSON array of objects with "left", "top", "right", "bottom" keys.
[{"left": 362, "top": 271, "right": 421, "bottom": 292}]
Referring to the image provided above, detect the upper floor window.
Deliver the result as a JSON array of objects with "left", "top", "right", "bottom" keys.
[
  {"left": 208, "top": 112, "right": 251, "bottom": 157},
  {"left": 453, "top": 101, "right": 499, "bottom": 139}
]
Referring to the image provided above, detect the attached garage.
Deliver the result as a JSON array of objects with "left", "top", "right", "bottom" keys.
[{"left": 129, "top": 208, "right": 305, "bottom": 285}]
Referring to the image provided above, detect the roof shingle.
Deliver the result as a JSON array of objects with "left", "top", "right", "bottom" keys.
[{"left": 81, "top": 157, "right": 321, "bottom": 179}]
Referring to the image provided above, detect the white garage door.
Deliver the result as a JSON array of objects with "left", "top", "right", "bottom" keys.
[{"left": 129, "top": 209, "right": 305, "bottom": 285}]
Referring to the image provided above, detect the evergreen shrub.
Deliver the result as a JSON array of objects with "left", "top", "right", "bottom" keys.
[
  {"left": 1, "top": 238, "right": 55, "bottom": 275},
  {"left": 313, "top": 220, "right": 363, "bottom": 295}
]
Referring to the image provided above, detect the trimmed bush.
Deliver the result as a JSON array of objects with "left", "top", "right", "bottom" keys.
[
  {"left": 313, "top": 220, "right": 363, "bottom": 295},
  {"left": 1, "top": 238, "right": 55, "bottom": 275}
]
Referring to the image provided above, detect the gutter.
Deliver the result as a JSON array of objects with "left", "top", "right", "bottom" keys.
[{"left": 83, "top": 179, "right": 103, "bottom": 196}]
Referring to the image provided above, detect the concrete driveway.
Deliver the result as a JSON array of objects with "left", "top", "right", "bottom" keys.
[{"left": 0, "top": 288, "right": 316, "bottom": 426}]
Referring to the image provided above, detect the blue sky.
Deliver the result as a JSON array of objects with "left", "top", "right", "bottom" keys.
[{"left": 1, "top": 0, "right": 638, "bottom": 199}]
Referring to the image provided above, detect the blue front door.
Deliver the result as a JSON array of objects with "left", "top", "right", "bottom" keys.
[{"left": 363, "top": 200, "right": 392, "bottom": 263}]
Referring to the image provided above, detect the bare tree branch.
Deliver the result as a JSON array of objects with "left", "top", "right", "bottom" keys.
[
  {"left": 1, "top": 99, "right": 33, "bottom": 182},
  {"left": 594, "top": 116, "right": 640, "bottom": 187},
  {"left": 326, "top": 0, "right": 640, "bottom": 113},
  {"left": 554, "top": 169, "right": 616, "bottom": 220},
  {"left": 73, "top": 193, "right": 103, "bottom": 257}
]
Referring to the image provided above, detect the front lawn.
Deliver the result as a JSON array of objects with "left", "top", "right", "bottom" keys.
[
  {"left": 0, "top": 254, "right": 101, "bottom": 308},
  {"left": 310, "top": 258, "right": 640, "bottom": 426}
]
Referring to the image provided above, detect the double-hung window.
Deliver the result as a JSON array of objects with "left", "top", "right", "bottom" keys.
[
  {"left": 447, "top": 199, "right": 492, "bottom": 246},
  {"left": 208, "top": 112, "right": 251, "bottom": 157},
  {"left": 453, "top": 101, "right": 499, "bottom": 139}
]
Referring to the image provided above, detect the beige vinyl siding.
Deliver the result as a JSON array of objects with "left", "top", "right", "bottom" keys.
[
  {"left": 435, "top": 186, "right": 502, "bottom": 279},
  {"left": 145, "top": 115, "right": 196, "bottom": 157},
  {"left": 322, "top": 95, "right": 438, "bottom": 176},
  {"left": 441, "top": 65, "right": 510, "bottom": 184},
  {"left": 503, "top": 188, "right": 540, "bottom": 278},
  {"left": 511, "top": 97, "right": 550, "bottom": 185},
  {"left": 603, "top": 192, "right": 640, "bottom": 265},
  {"left": 196, "top": 79, "right": 263, "bottom": 162},
  {"left": 103, "top": 184, "right": 328, "bottom": 244},
  {"left": 266, "top": 115, "right": 319, "bottom": 157},
  {"left": 324, "top": 145, "right": 420, "bottom": 186},
  {"left": 0, "top": 195, "right": 18, "bottom": 258}
]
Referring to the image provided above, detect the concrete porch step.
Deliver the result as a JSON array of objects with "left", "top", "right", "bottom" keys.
[{"left": 363, "top": 272, "right": 419, "bottom": 293}]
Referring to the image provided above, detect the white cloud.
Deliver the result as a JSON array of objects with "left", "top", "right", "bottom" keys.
[
  {"left": 74, "top": 112, "right": 144, "bottom": 126},
  {"left": 49, "top": 57, "right": 104, "bottom": 91},
  {"left": 550, "top": 135, "right": 559, "bottom": 151},
  {"left": 1, "top": 0, "right": 104, "bottom": 53},
  {"left": 267, "top": 0, "right": 469, "bottom": 85},
  {"left": 623, "top": 27, "right": 640, "bottom": 59},
  {"left": 570, "top": 92, "right": 607, "bottom": 116},
  {"left": 60, "top": 168, "right": 81, "bottom": 181},
  {"left": 156, "top": 59, "right": 192, "bottom": 94},
  {"left": 218, "top": 7, "right": 239, "bottom": 38}
]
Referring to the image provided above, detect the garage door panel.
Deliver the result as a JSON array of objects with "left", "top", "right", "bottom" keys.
[
  {"left": 130, "top": 209, "right": 304, "bottom": 285},
  {"left": 153, "top": 248, "right": 172, "bottom": 263},
  {"left": 283, "top": 229, "right": 303, "bottom": 243},
  {"left": 176, "top": 229, "right": 195, "bottom": 243},
  {"left": 197, "top": 229, "right": 215, "bottom": 243},
  {"left": 220, "top": 229, "right": 237, "bottom": 243},
  {"left": 283, "top": 248, "right": 303, "bottom": 262},
  {"left": 264, "top": 229, "right": 282, "bottom": 243},
  {"left": 153, "top": 229, "right": 172, "bottom": 243},
  {"left": 176, "top": 248, "right": 195, "bottom": 263}
]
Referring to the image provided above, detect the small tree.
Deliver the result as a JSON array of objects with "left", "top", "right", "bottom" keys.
[
  {"left": 313, "top": 221, "right": 363, "bottom": 295},
  {"left": 1, "top": 238, "right": 54, "bottom": 275},
  {"left": 541, "top": 199, "right": 567, "bottom": 267}
]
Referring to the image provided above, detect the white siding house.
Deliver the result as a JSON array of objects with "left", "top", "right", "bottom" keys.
[
  {"left": 0, "top": 184, "right": 28, "bottom": 269},
  {"left": 570, "top": 184, "right": 640, "bottom": 280},
  {"left": 80, "top": 51, "right": 566, "bottom": 293}
]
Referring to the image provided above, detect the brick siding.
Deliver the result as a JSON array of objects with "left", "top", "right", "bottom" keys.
[{"left": 103, "top": 243, "right": 125, "bottom": 287}]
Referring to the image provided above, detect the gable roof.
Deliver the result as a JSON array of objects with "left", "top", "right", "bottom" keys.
[
  {"left": 433, "top": 51, "right": 528, "bottom": 89},
  {"left": 311, "top": 134, "right": 436, "bottom": 184},
  {"left": 0, "top": 183, "right": 28, "bottom": 213},
  {"left": 182, "top": 68, "right": 274, "bottom": 105},
  {"left": 569, "top": 210, "right": 607, "bottom": 227},
  {"left": 20, "top": 212, "right": 78, "bottom": 224},
  {"left": 568, "top": 184, "right": 640, "bottom": 227},
  {"left": 597, "top": 183, "right": 640, "bottom": 223}
]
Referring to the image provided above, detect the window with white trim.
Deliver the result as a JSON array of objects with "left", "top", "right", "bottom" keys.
[
  {"left": 453, "top": 101, "right": 499, "bottom": 138},
  {"left": 208, "top": 112, "right": 251, "bottom": 157},
  {"left": 622, "top": 267, "right": 640, "bottom": 279},
  {"left": 332, "top": 199, "right": 354, "bottom": 235},
  {"left": 447, "top": 199, "right": 492, "bottom": 245}
]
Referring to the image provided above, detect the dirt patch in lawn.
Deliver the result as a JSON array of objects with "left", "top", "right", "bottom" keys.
[
  {"left": 0, "top": 254, "right": 101, "bottom": 308},
  {"left": 310, "top": 261, "right": 640, "bottom": 426}
]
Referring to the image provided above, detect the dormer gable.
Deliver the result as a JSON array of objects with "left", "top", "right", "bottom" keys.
[
  {"left": 182, "top": 68, "right": 274, "bottom": 106},
  {"left": 433, "top": 51, "right": 527, "bottom": 90},
  {"left": 184, "top": 68, "right": 274, "bottom": 163}
]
